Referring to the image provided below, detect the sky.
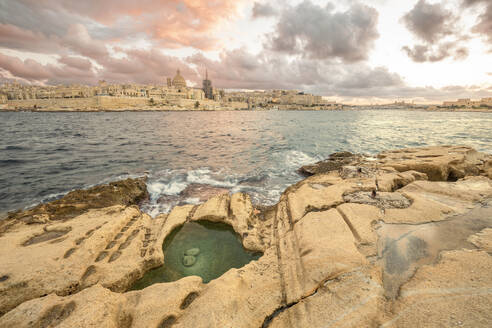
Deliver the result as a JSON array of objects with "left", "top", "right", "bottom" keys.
[{"left": 0, "top": 0, "right": 491, "bottom": 104}]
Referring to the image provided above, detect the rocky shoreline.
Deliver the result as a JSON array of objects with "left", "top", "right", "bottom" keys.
[{"left": 0, "top": 145, "right": 491, "bottom": 327}]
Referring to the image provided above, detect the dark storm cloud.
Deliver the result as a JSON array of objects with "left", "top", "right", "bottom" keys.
[
  {"left": 252, "top": 2, "right": 278, "bottom": 18},
  {"left": 401, "top": 0, "right": 469, "bottom": 62},
  {"left": 266, "top": 1, "right": 379, "bottom": 62}
]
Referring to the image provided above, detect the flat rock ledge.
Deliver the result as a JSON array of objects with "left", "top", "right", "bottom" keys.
[{"left": 0, "top": 145, "right": 491, "bottom": 328}]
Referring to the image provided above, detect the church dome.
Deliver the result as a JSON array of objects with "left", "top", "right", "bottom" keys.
[{"left": 172, "top": 69, "right": 187, "bottom": 89}]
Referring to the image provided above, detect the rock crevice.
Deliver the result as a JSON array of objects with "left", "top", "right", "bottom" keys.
[{"left": 1, "top": 146, "right": 491, "bottom": 327}]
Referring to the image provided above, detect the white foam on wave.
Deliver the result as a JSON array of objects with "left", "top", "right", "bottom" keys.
[
  {"left": 186, "top": 167, "right": 238, "bottom": 188},
  {"left": 141, "top": 158, "right": 310, "bottom": 216},
  {"left": 147, "top": 180, "right": 187, "bottom": 199},
  {"left": 283, "top": 150, "right": 319, "bottom": 169}
]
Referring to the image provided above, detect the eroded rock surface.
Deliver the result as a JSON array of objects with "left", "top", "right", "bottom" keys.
[
  {"left": 377, "top": 145, "right": 490, "bottom": 181},
  {"left": 1, "top": 177, "right": 148, "bottom": 229},
  {"left": 1, "top": 146, "right": 491, "bottom": 327},
  {"left": 298, "top": 151, "right": 364, "bottom": 176}
]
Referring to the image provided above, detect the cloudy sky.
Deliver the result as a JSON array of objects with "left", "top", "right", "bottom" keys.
[{"left": 0, "top": 0, "right": 491, "bottom": 104}]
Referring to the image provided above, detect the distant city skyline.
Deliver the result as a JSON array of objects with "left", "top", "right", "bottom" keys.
[{"left": 0, "top": 0, "right": 491, "bottom": 104}]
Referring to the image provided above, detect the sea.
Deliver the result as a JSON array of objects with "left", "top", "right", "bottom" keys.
[{"left": 1, "top": 110, "right": 491, "bottom": 217}]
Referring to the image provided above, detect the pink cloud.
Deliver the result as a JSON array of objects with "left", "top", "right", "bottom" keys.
[
  {"left": 0, "top": 23, "right": 63, "bottom": 53},
  {"left": 98, "top": 48, "right": 198, "bottom": 84},
  {"left": 0, "top": 53, "right": 97, "bottom": 84},
  {"left": 15, "top": 0, "right": 247, "bottom": 50}
]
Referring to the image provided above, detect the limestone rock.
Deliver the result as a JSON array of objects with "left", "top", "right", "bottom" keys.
[
  {"left": 280, "top": 209, "right": 367, "bottom": 303},
  {"left": 268, "top": 268, "right": 384, "bottom": 328},
  {"left": 298, "top": 151, "right": 364, "bottom": 176},
  {"left": 191, "top": 193, "right": 229, "bottom": 222},
  {"left": 336, "top": 203, "right": 382, "bottom": 256},
  {"left": 180, "top": 183, "right": 229, "bottom": 202},
  {"left": 377, "top": 145, "right": 489, "bottom": 181},
  {"left": 1, "top": 177, "right": 148, "bottom": 232},
  {"left": 0, "top": 277, "right": 204, "bottom": 328},
  {"left": 184, "top": 248, "right": 200, "bottom": 256},
  {"left": 0, "top": 205, "right": 166, "bottom": 315},
  {"left": 382, "top": 250, "right": 492, "bottom": 327},
  {"left": 383, "top": 177, "right": 492, "bottom": 224},
  {"left": 1, "top": 146, "right": 492, "bottom": 327},
  {"left": 343, "top": 191, "right": 412, "bottom": 209},
  {"left": 484, "top": 159, "right": 492, "bottom": 179},
  {"left": 375, "top": 170, "right": 428, "bottom": 192},
  {"left": 468, "top": 228, "right": 492, "bottom": 253}
]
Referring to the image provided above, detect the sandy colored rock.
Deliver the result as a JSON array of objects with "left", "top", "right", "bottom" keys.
[
  {"left": 484, "top": 159, "right": 492, "bottom": 179},
  {"left": 384, "top": 177, "right": 492, "bottom": 224},
  {"left": 336, "top": 203, "right": 382, "bottom": 256},
  {"left": 286, "top": 179, "right": 368, "bottom": 224},
  {"left": 0, "top": 277, "right": 203, "bottom": 328},
  {"left": 269, "top": 268, "right": 384, "bottom": 328},
  {"left": 375, "top": 170, "right": 428, "bottom": 192},
  {"left": 377, "top": 145, "right": 489, "bottom": 181},
  {"left": 228, "top": 193, "right": 269, "bottom": 252},
  {"left": 468, "top": 228, "right": 492, "bottom": 253},
  {"left": 279, "top": 209, "right": 367, "bottom": 303},
  {"left": 382, "top": 250, "right": 492, "bottom": 327},
  {"left": 298, "top": 151, "right": 364, "bottom": 176},
  {"left": 0, "top": 205, "right": 171, "bottom": 315},
  {"left": 1, "top": 146, "right": 491, "bottom": 327},
  {"left": 2, "top": 177, "right": 148, "bottom": 227},
  {"left": 191, "top": 193, "right": 229, "bottom": 222}
]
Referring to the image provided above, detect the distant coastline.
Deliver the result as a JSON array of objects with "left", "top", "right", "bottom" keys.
[{"left": 1, "top": 101, "right": 491, "bottom": 113}]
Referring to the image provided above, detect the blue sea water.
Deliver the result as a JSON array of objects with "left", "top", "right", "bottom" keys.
[{"left": 0, "top": 110, "right": 491, "bottom": 216}]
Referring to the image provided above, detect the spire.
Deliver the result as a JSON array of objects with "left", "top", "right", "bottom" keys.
[
  {"left": 177, "top": 69, "right": 180, "bottom": 75},
  {"left": 205, "top": 69, "right": 208, "bottom": 80}
]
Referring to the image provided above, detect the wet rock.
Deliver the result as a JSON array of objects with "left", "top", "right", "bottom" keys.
[
  {"left": 378, "top": 201, "right": 492, "bottom": 299},
  {"left": 182, "top": 255, "right": 196, "bottom": 267},
  {"left": 184, "top": 248, "right": 200, "bottom": 256},
  {"left": 343, "top": 191, "right": 412, "bottom": 209},
  {"left": 156, "top": 194, "right": 180, "bottom": 204},
  {"left": 180, "top": 183, "right": 229, "bottom": 202},
  {"left": 3, "top": 177, "right": 149, "bottom": 228},
  {"left": 298, "top": 151, "right": 363, "bottom": 176}
]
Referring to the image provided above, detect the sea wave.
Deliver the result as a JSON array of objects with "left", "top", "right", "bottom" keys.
[{"left": 141, "top": 149, "right": 318, "bottom": 216}]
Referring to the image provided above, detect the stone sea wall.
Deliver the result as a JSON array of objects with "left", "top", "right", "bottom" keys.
[
  {"left": 0, "top": 146, "right": 491, "bottom": 327},
  {"left": 5, "top": 96, "right": 150, "bottom": 111},
  {"left": 3, "top": 96, "right": 250, "bottom": 112}
]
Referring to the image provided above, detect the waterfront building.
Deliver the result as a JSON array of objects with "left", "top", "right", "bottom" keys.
[
  {"left": 442, "top": 97, "right": 492, "bottom": 108},
  {"left": 0, "top": 75, "right": 337, "bottom": 111}
]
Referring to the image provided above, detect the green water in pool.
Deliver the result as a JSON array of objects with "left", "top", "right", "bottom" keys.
[{"left": 130, "top": 221, "right": 262, "bottom": 290}]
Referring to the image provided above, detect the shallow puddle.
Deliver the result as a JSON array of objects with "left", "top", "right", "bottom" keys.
[
  {"left": 130, "top": 221, "right": 262, "bottom": 290},
  {"left": 377, "top": 200, "right": 492, "bottom": 298}
]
